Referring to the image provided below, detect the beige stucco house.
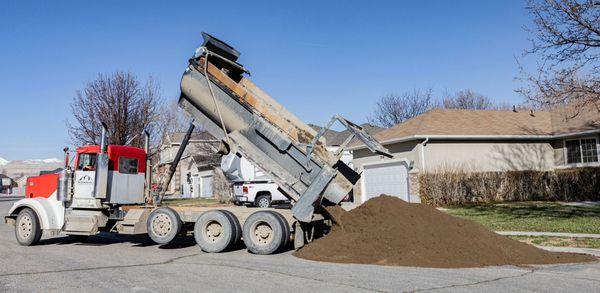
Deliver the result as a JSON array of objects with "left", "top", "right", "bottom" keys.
[{"left": 349, "top": 106, "right": 600, "bottom": 204}]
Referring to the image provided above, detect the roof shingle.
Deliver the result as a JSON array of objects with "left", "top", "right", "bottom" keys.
[{"left": 360, "top": 106, "right": 599, "bottom": 146}]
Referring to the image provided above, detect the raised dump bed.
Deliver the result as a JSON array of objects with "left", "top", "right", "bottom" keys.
[{"left": 178, "top": 32, "right": 392, "bottom": 224}]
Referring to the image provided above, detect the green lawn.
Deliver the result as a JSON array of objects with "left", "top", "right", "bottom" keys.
[
  {"left": 446, "top": 202, "right": 600, "bottom": 234},
  {"left": 162, "top": 197, "right": 220, "bottom": 206}
]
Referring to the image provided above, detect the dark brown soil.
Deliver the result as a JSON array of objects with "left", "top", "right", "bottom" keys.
[{"left": 294, "top": 195, "right": 596, "bottom": 268}]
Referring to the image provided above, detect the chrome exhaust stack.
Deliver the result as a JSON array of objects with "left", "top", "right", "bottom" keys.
[{"left": 93, "top": 122, "right": 109, "bottom": 199}]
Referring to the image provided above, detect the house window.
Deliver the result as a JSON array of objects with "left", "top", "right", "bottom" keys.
[
  {"left": 565, "top": 138, "right": 598, "bottom": 164},
  {"left": 581, "top": 138, "right": 599, "bottom": 163},
  {"left": 119, "top": 157, "right": 139, "bottom": 174}
]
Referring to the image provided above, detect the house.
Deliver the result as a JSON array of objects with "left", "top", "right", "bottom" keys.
[
  {"left": 349, "top": 106, "right": 600, "bottom": 204},
  {"left": 153, "top": 131, "right": 224, "bottom": 198}
]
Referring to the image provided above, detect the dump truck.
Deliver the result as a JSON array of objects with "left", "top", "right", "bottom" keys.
[{"left": 5, "top": 33, "right": 392, "bottom": 254}]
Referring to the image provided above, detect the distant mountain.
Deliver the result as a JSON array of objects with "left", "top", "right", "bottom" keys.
[
  {"left": 1, "top": 158, "right": 63, "bottom": 179},
  {"left": 23, "top": 158, "right": 62, "bottom": 164},
  {"left": 0, "top": 157, "right": 8, "bottom": 166}
]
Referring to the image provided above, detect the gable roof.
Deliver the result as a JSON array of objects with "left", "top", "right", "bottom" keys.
[
  {"left": 351, "top": 106, "right": 600, "bottom": 149},
  {"left": 375, "top": 108, "right": 553, "bottom": 142},
  {"left": 551, "top": 105, "right": 600, "bottom": 135}
]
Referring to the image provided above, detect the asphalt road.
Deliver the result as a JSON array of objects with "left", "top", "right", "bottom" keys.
[{"left": 0, "top": 200, "right": 599, "bottom": 292}]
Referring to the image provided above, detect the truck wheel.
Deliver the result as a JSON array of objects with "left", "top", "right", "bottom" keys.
[
  {"left": 15, "top": 208, "right": 42, "bottom": 246},
  {"left": 194, "top": 210, "right": 234, "bottom": 253},
  {"left": 219, "top": 210, "right": 241, "bottom": 247},
  {"left": 268, "top": 211, "right": 290, "bottom": 249},
  {"left": 255, "top": 194, "right": 271, "bottom": 208},
  {"left": 147, "top": 207, "right": 182, "bottom": 245},
  {"left": 242, "top": 211, "right": 285, "bottom": 255}
]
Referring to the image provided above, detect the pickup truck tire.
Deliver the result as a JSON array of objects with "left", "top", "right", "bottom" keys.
[
  {"left": 219, "top": 210, "right": 241, "bottom": 247},
  {"left": 194, "top": 210, "right": 234, "bottom": 253},
  {"left": 147, "top": 207, "right": 182, "bottom": 245},
  {"left": 255, "top": 194, "right": 271, "bottom": 208},
  {"left": 15, "top": 208, "right": 42, "bottom": 246},
  {"left": 243, "top": 211, "right": 285, "bottom": 255},
  {"left": 268, "top": 211, "right": 290, "bottom": 249}
]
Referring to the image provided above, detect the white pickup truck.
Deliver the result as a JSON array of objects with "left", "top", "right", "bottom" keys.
[
  {"left": 233, "top": 180, "right": 290, "bottom": 208},
  {"left": 222, "top": 154, "right": 290, "bottom": 208}
]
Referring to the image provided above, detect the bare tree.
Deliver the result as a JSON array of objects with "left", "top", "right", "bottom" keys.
[
  {"left": 441, "top": 89, "right": 510, "bottom": 110},
  {"left": 157, "top": 100, "right": 193, "bottom": 138},
  {"left": 368, "top": 89, "right": 434, "bottom": 127},
  {"left": 68, "top": 71, "right": 162, "bottom": 148},
  {"left": 520, "top": 0, "right": 600, "bottom": 115}
]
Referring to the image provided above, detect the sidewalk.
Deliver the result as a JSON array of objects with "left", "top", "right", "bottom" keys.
[
  {"left": 496, "top": 231, "right": 600, "bottom": 239},
  {"left": 538, "top": 246, "right": 600, "bottom": 257}
]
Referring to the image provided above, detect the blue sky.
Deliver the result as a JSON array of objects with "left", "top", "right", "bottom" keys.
[{"left": 0, "top": 1, "right": 533, "bottom": 160}]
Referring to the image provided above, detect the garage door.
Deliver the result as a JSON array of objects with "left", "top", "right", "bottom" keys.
[
  {"left": 363, "top": 161, "right": 409, "bottom": 202},
  {"left": 200, "top": 176, "right": 213, "bottom": 198}
]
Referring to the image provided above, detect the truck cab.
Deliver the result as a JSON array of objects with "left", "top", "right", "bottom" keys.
[
  {"left": 71, "top": 145, "right": 146, "bottom": 206},
  {"left": 6, "top": 139, "right": 149, "bottom": 246}
]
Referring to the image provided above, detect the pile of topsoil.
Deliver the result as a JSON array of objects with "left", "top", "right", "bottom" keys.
[{"left": 294, "top": 195, "right": 596, "bottom": 268}]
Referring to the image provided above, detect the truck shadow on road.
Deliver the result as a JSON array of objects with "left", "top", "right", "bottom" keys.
[
  {"left": 37, "top": 233, "right": 196, "bottom": 249},
  {"left": 37, "top": 233, "right": 295, "bottom": 254}
]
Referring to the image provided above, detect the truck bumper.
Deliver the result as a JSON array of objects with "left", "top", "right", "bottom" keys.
[
  {"left": 4, "top": 215, "right": 15, "bottom": 226},
  {"left": 235, "top": 196, "right": 248, "bottom": 203}
]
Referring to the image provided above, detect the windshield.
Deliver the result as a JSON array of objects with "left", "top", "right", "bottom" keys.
[{"left": 77, "top": 153, "right": 97, "bottom": 171}]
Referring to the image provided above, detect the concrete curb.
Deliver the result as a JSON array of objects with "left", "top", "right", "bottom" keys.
[
  {"left": 537, "top": 246, "right": 600, "bottom": 257},
  {"left": 496, "top": 231, "right": 600, "bottom": 239}
]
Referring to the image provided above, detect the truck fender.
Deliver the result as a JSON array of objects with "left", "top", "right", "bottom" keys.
[{"left": 6, "top": 198, "right": 65, "bottom": 230}]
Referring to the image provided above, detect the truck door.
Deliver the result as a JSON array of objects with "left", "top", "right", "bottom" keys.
[{"left": 73, "top": 153, "right": 97, "bottom": 199}]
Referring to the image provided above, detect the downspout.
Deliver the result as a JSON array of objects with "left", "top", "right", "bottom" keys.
[{"left": 420, "top": 137, "right": 429, "bottom": 172}]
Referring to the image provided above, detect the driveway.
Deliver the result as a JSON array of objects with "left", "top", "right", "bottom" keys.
[{"left": 0, "top": 200, "right": 598, "bottom": 292}]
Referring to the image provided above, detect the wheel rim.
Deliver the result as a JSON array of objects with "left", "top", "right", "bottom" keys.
[
  {"left": 151, "top": 213, "right": 172, "bottom": 237},
  {"left": 205, "top": 220, "right": 223, "bottom": 243},
  {"left": 18, "top": 215, "right": 33, "bottom": 240},
  {"left": 251, "top": 221, "right": 273, "bottom": 246},
  {"left": 258, "top": 198, "right": 269, "bottom": 208}
]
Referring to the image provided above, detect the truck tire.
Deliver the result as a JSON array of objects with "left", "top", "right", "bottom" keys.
[
  {"left": 147, "top": 207, "right": 182, "bottom": 245},
  {"left": 268, "top": 211, "right": 290, "bottom": 249},
  {"left": 242, "top": 211, "right": 285, "bottom": 255},
  {"left": 15, "top": 208, "right": 42, "bottom": 246},
  {"left": 219, "top": 210, "right": 241, "bottom": 247},
  {"left": 194, "top": 210, "right": 234, "bottom": 253},
  {"left": 255, "top": 194, "right": 271, "bottom": 208}
]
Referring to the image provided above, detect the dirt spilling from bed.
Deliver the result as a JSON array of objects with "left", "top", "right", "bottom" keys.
[{"left": 293, "top": 195, "right": 596, "bottom": 268}]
